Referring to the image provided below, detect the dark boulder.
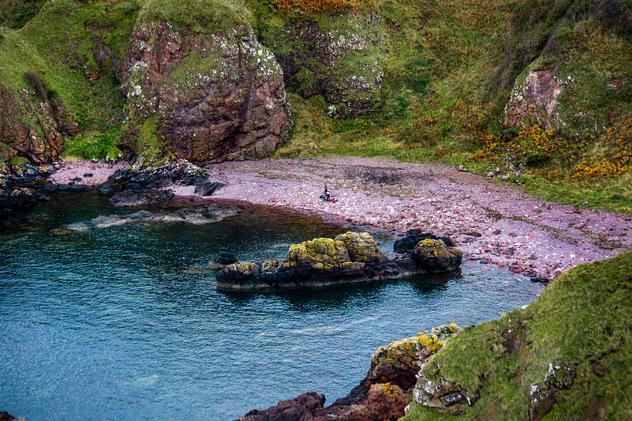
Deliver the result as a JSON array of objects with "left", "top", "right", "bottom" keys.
[
  {"left": 411, "top": 239, "right": 462, "bottom": 273},
  {"left": 394, "top": 229, "right": 455, "bottom": 254},
  {"left": 194, "top": 181, "right": 224, "bottom": 196},
  {"left": 104, "top": 159, "right": 213, "bottom": 207},
  {"left": 241, "top": 392, "right": 326, "bottom": 421}
]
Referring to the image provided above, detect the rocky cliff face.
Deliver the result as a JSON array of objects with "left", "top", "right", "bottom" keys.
[
  {"left": 0, "top": 80, "right": 78, "bottom": 165},
  {"left": 120, "top": 19, "right": 291, "bottom": 164}
]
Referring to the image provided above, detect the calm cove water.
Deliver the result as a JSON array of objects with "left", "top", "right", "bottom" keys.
[{"left": 0, "top": 194, "right": 543, "bottom": 420}]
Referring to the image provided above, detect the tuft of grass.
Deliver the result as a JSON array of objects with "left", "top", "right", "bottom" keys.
[
  {"left": 404, "top": 252, "right": 632, "bottom": 420},
  {"left": 138, "top": 0, "right": 251, "bottom": 34},
  {"left": 62, "top": 127, "right": 123, "bottom": 160}
]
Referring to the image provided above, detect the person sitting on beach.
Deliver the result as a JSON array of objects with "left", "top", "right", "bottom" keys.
[{"left": 320, "top": 185, "right": 337, "bottom": 203}]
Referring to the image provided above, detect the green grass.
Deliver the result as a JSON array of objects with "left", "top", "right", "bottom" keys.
[
  {"left": 138, "top": 0, "right": 251, "bottom": 34},
  {"left": 403, "top": 252, "right": 632, "bottom": 420},
  {"left": 0, "top": 0, "right": 139, "bottom": 159},
  {"left": 1, "top": 0, "right": 629, "bottom": 214}
]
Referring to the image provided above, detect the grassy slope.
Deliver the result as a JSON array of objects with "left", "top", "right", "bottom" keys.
[
  {"left": 0, "top": 0, "right": 140, "bottom": 159},
  {"left": 0, "top": 0, "right": 46, "bottom": 29},
  {"left": 1, "top": 0, "right": 629, "bottom": 213},
  {"left": 404, "top": 252, "right": 632, "bottom": 420},
  {"left": 256, "top": 0, "right": 631, "bottom": 214}
]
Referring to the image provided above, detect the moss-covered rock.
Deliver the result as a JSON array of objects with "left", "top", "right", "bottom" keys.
[
  {"left": 120, "top": 1, "right": 291, "bottom": 164},
  {"left": 285, "top": 237, "right": 352, "bottom": 271},
  {"left": 412, "top": 239, "right": 462, "bottom": 273},
  {"left": 222, "top": 261, "right": 260, "bottom": 282},
  {"left": 335, "top": 231, "right": 386, "bottom": 263},
  {"left": 241, "top": 324, "right": 461, "bottom": 420}
]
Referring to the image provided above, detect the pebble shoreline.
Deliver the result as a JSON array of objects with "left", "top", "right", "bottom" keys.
[{"left": 52, "top": 157, "right": 632, "bottom": 280}]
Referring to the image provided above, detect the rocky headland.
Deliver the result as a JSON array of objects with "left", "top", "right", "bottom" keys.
[{"left": 242, "top": 324, "right": 461, "bottom": 421}]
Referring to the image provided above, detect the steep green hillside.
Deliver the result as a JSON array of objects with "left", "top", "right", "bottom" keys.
[
  {"left": 253, "top": 0, "right": 631, "bottom": 212},
  {"left": 0, "top": 0, "right": 139, "bottom": 161},
  {"left": 403, "top": 252, "right": 632, "bottom": 420},
  {"left": 1, "top": 0, "right": 630, "bottom": 211}
]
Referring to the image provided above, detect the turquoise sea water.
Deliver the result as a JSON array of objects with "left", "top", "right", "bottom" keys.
[{"left": 0, "top": 194, "right": 543, "bottom": 420}]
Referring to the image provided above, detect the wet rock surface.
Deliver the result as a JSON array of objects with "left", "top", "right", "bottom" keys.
[
  {"left": 241, "top": 325, "right": 460, "bottom": 421},
  {"left": 394, "top": 229, "right": 455, "bottom": 253},
  {"left": 216, "top": 232, "right": 461, "bottom": 290},
  {"left": 0, "top": 164, "right": 56, "bottom": 216},
  {"left": 0, "top": 411, "right": 20, "bottom": 421},
  {"left": 412, "top": 239, "right": 463, "bottom": 273},
  {"left": 102, "top": 159, "right": 219, "bottom": 207}
]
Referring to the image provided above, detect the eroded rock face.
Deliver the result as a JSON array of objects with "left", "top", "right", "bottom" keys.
[
  {"left": 241, "top": 326, "right": 461, "bottom": 421},
  {"left": 0, "top": 82, "right": 78, "bottom": 164},
  {"left": 121, "top": 21, "right": 291, "bottom": 164},
  {"left": 504, "top": 69, "right": 564, "bottom": 130}
]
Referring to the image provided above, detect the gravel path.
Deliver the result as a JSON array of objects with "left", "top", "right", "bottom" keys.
[{"left": 172, "top": 157, "right": 631, "bottom": 279}]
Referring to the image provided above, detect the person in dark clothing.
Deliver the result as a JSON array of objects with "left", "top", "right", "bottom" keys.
[{"left": 320, "top": 185, "right": 336, "bottom": 203}]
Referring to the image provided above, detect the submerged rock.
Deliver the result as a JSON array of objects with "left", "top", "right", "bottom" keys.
[
  {"left": 58, "top": 205, "right": 240, "bottom": 232},
  {"left": 216, "top": 232, "right": 462, "bottom": 290}
]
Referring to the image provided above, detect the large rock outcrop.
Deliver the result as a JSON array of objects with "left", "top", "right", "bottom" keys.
[
  {"left": 504, "top": 69, "right": 564, "bottom": 130},
  {"left": 0, "top": 80, "right": 78, "bottom": 165},
  {"left": 120, "top": 18, "right": 291, "bottom": 164},
  {"left": 215, "top": 232, "right": 462, "bottom": 290},
  {"left": 241, "top": 325, "right": 461, "bottom": 421}
]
